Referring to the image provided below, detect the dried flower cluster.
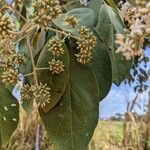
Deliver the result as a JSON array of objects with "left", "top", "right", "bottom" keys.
[
  {"left": 20, "top": 84, "right": 33, "bottom": 100},
  {"left": 48, "top": 59, "right": 64, "bottom": 74},
  {"left": 65, "top": 16, "right": 78, "bottom": 28},
  {"left": 116, "top": 1, "right": 150, "bottom": 60},
  {"left": 1, "top": 69, "right": 19, "bottom": 85},
  {"left": 0, "top": 13, "right": 15, "bottom": 40},
  {"left": 75, "top": 26, "right": 97, "bottom": 64},
  {"left": 47, "top": 37, "right": 65, "bottom": 74},
  {"left": 0, "top": 11, "right": 25, "bottom": 86},
  {"left": 48, "top": 37, "right": 64, "bottom": 56},
  {"left": 121, "top": 2, "right": 137, "bottom": 26},
  {"left": 21, "top": 83, "right": 51, "bottom": 107},
  {"left": 33, "top": 0, "right": 62, "bottom": 30},
  {"left": 136, "top": 0, "right": 150, "bottom": 14},
  {"left": 0, "top": 39, "right": 17, "bottom": 85}
]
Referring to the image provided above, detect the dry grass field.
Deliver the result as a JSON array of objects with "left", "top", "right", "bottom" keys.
[{"left": 89, "top": 121, "right": 123, "bottom": 150}]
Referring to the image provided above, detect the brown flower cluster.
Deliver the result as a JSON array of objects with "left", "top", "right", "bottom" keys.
[
  {"left": 1, "top": 69, "right": 18, "bottom": 86},
  {"left": 116, "top": 1, "right": 150, "bottom": 60},
  {"left": 48, "top": 37, "right": 64, "bottom": 56},
  {"left": 0, "top": 13, "right": 15, "bottom": 40},
  {"left": 75, "top": 26, "right": 97, "bottom": 64},
  {"left": 136, "top": 0, "right": 150, "bottom": 14},
  {"left": 33, "top": 0, "right": 62, "bottom": 30},
  {"left": 65, "top": 16, "right": 78, "bottom": 28},
  {"left": 0, "top": 38, "right": 25, "bottom": 86},
  {"left": 48, "top": 59, "right": 64, "bottom": 74},
  {"left": 21, "top": 83, "right": 51, "bottom": 107},
  {"left": 47, "top": 37, "right": 65, "bottom": 74}
]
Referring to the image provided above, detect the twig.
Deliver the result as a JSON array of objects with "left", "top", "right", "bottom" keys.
[
  {"left": 35, "top": 67, "right": 50, "bottom": 71},
  {"left": 6, "top": 4, "right": 27, "bottom": 22},
  {"left": 26, "top": 36, "right": 38, "bottom": 85},
  {"left": 24, "top": 72, "right": 34, "bottom": 77},
  {"left": 35, "top": 124, "right": 40, "bottom": 150},
  {"left": 48, "top": 27, "right": 77, "bottom": 39}
]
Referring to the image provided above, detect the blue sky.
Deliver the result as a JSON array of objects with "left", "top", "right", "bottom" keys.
[{"left": 100, "top": 48, "right": 150, "bottom": 118}]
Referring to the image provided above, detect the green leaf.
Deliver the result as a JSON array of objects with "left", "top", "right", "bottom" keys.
[
  {"left": 95, "top": 4, "right": 124, "bottom": 49},
  {"left": 95, "top": 4, "right": 132, "bottom": 85},
  {"left": 0, "top": 135, "right": 1, "bottom": 150},
  {"left": 18, "top": 39, "right": 31, "bottom": 75},
  {"left": 108, "top": 51, "right": 132, "bottom": 85},
  {"left": 40, "top": 47, "right": 99, "bottom": 150},
  {"left": 18, "top": 28, "right": 46, "bottom": 75},
  {"left": 104, "top": 0, "right": 119, "bottom": 11},
  {"left": 91, "top": 32, "right": 112, "bottom": 99},
  {"left": 64, "top": 0, "right": 82, "bottom": 11},
  {"left": 0, "top": 87, "right": 19, "bottom": 146},
  {"left": 53, "top": 8, "right": 94, "bottom": 35},
  {"left": 31, "top": 29, "right": 46, "bottom": 57},
  {"left": 89, "top": 0, "right": 103, "bottom": 26},
  {"left": 36, "top": 40, "right": 69, "bottom": 112}
]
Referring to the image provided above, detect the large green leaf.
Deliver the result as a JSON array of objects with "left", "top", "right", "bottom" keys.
[
  {"left": 0, "top": 135, "right": 1, "bottom": 150},
  {"left": 40, "top": 47, "right": 99, "bottom": 150},
  {"left": 95, "top": 4, "right": 124, "bottom": 49},
  {"left": 19, "top": 28, "right": 46, "bottom": 75},
  {"left": 36, "top": 40, "right": 69, "bottom": 112},
  {"left": 0, "top": 87, "right": 19, "bottom": 146},
  {"left": 91, "top": 32, "right": 112, "bottom": 99},
  {"left": 89, "top": 0, "right": 103, "bottom": 26},
  {"left": 31, "top": 29, "right": 46, "bottom": 56},
  {"left": 53, "top": 8, "right": 94, "bottom": 36},
  {"left": 95, "top": 4, "right": 132, "bottom": 85},
  {"left": 18, "top": 39, "right": 31, "bottom": 75},
  {"left": 108, "top": 51, "right": 133, "bottom": 84}
]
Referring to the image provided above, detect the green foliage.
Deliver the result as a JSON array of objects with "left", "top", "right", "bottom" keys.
[
  {"left": 36, "top": 42, "right": 69, "bottom": 112},
  {"left": 53, "top": 8, "right": 94, "bottom": 35},
  {"left": 0, "top": 87, "right": 19, "bottom": 147},
  {"left": 0, "top": 0, "right": 134, "bottom": 149},
  {"left": 39, "top": 47, "right": 99, "bottom": 149},
  {"left": 95, "top": 4, "right": 132, "bottom": 85},
  {"left": 91, "top": 33, "right": 112, "bottom": 99},
  {"left": 89, "top": 0, "right": 103, "bottom": 26}
]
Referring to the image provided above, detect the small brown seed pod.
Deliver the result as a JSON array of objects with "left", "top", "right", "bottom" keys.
[
  {"left": 1, "top": 69, "right": 18, "bottom": 86},
  {"left": 48, "top": 38, "right": 64, "bottom": 56},
  {"left": 65, "top": 16, "right": 78, "bottom": 28},
  {"left": 32, "top": 83, "right": 51, "bottom": 107},
  {"left": 0, "top": 13, "right": 14, "bottom": 40},
  {"left": 75, "top": 26, "right": 97, "bottom": 64},
  {"left": 48, "top": 59, "right": 65, "bottom": 74},
  {"left": 21, "top": 84, "right": 33, "bottom": 101}
]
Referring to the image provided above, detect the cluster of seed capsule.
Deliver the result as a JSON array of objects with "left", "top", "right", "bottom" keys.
[
  {"left": 32, "top": 0, "right": 62, "bottom": 30},
  {"left": 0, "top": 40, "right": 25, "bottom": 86},
  {"left": 75, "top": 26, "right": 97, "bottom": 64},
  {"left": 116, "top": 1, "right": 150, "bottom": 60},
  {"left": 65, "top": 16, "right": 78, "bottom": 28},
  {"left": 47, "top": 37, "right": 65, "bottom": 74},
  {"left": 135, "top": 0, "right": 150, "bottom": 14},
  {"left": 21, "top": 83, "right": 51, "bottom": 108},
  {"left": 0, "top": 13, "right": 15, "bottom": 40},
  {"left": 0, "top": 15, "right": 25, "bottom": 86}
]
